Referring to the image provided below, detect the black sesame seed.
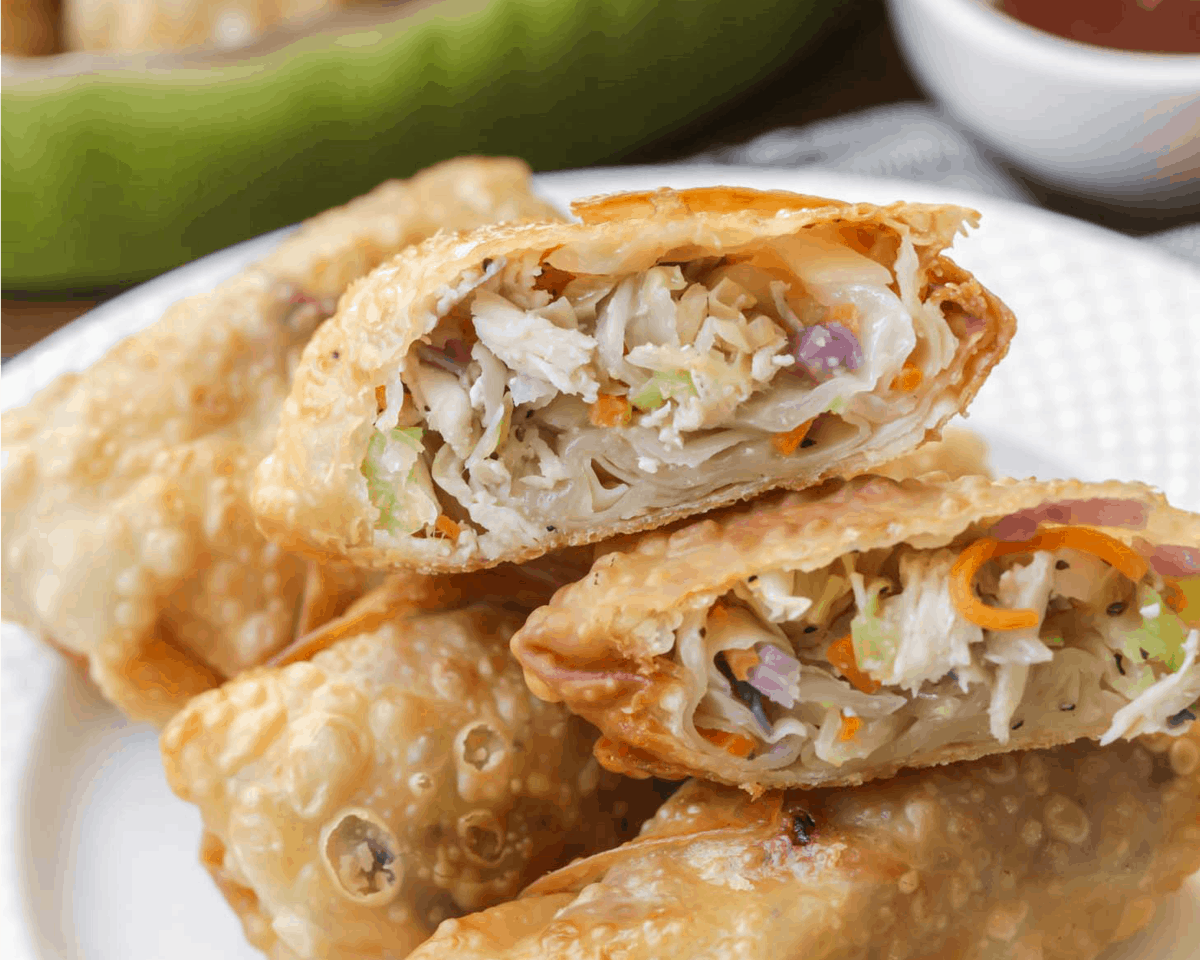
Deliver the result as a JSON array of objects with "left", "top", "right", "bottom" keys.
[
  {"left": 546, "top": 525, "right": 556, "bottom": 532},
  {"left": 800, "top": 438, "right": 817, "bottom": 448},
  {"left": 1114, "top": 653, "right": 1126, "bottom": 676},
  {"left": 1055, "top": 560, "right": 1070, "bottom": 570},
  {"left": 747, "top": 575, "right": 758, "bottom": 582},
  {"left": 1140, "top": 647, "right": 1149, "bottom": 660},
  {"left": 1168, "top": 708, "right": 1197, "bottom": 728},
  {"left": 331, "top": 351, "right": 340, "bottom": 359},
  {"left": 790, "top": 810, "right": 817, "bottom": 846},
  {"left": 1107, "top": 601, "right": 1127, "bottom": 616},
  {"left": 803, "top": 625, "right": 818, "bottom": 634},
  {"left": 1059, "top": 703, "right": 1075, "bottom": 712},
  {"left": 1010, "top": 719, "right": 1024, "bottom": 731}
]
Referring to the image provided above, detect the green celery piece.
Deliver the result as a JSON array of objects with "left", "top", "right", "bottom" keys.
[
  {"left": 630, "top": 370, "right": 697, "bottom": 411},
  {"left": 362, "top": 427, "right": 425, "bottom": 532},
  {"left": 850, "top": 590, "right": 898, "bottom": 676},
  {"left": 1122, "top": 587, "right": 1188, "bottom": 672}
]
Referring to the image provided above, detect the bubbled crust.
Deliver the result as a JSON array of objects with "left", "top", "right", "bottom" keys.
[
  {"left": 409, "top": 729, "right": 1200, "bottom": 960},
  {"left": 251, "top": 187, "right": 1016, "bottom": 573},
  {"left": 511, "top": 474, "right": 1200, "bottom": 791},
  {"left": 1, "top": 156, "right": 559, "bottom": 725},
  {"left": 160, "top": 604, "right": 602, "bottom": 960}
]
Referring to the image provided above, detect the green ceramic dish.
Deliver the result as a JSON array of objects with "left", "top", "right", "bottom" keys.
[{"left": 2, "top": 0, "right": 848, "bottom": 291}]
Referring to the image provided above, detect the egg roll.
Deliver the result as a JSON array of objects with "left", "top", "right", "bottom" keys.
[
  {"left": 410, "top": 728, "right": 1200, "bottom": 960},
  {"left": 512, "top": 474, "right": 1200, "bottom": 791},
  {"left": 252, "top": 186, "right": 1015, "bottom": 573},
  {"left": 161, "top": 595, "right": 656, "bottom": 960},
  {"left": 0, "top": 156, "right": 562, "bottom": 724}
]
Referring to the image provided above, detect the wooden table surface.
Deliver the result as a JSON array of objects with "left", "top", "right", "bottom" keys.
[{"left": 2, "top": 1, "right": 1193, "bottom": 359}]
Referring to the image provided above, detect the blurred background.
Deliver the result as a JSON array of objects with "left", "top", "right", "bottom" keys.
[{"left": 3, "top": 0, "right": 1198, "bottom": 355}]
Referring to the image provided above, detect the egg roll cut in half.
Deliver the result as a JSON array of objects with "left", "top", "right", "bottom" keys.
[
  {"left": 513, "top": 474, "right": 1200, "bottom": 792},
  {"left": 1, "top": 156, "right": 560, "bottom": 725},
  {"left": 161, "top": 596, "right": 656, "bottom": 960},
  {"left": 411, "top": 727, "right": 1200, "bottom": 960},
  {"left": 252, "top": 186, "right": 1016, "bottom": 572}
]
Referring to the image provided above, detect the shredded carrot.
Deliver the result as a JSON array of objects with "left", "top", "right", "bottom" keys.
[
  {"left": 1164, "top": 580, "right": 1187, "bottom": 615},
  {"left": 838, "top": 713, "right": 863, "bottom": 742},
  {"left": 697, "top": 727, "right": 756, "bottom": 758},
  {"left": 722, "top": 647, "right": 760, "bottom": 682},
  {"left": 951, "top": 526, "right": 1153, "bottom": 631},
  {"left": 827, "top": 634, "right": 880, "bottom": 694},
  {"left": 434, "top": 515, "right": 461, "bottom": 541},
  {"left": 375, "top": 385, "right": 387, "bottom": 413},
  {"left": 589, "top": 393, "right": 633, "bottom": 428},
  {"left": 772, "top": 417, "right": 817, "bottom": 456},
  {"left": 889, "top": 361, "right": 923, "bottom": 393}
]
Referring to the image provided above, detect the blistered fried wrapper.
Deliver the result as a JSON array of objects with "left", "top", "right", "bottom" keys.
[
  {"left": 252, "top": 186, "right": 1015, "bottom": 574},
  {"left": 513, "top": 473, "right": 1200, "bottom": 792},
  {"left": 0, "top": 157, "right": 561, "bottom": 725},
  {"left": 161, "top": 599, "right": 657, "bottom": 960},
  {"left": 411, "top": 728, "right": 1200, "bottom": 960}
]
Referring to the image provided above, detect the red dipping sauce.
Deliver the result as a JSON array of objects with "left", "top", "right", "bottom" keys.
[{"left": 1002, "top": 0, "right": 1200, "bottom": 54}]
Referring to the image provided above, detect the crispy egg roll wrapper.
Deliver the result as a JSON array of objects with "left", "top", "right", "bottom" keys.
[
  {"left": 252, "top": 186, "right": 1015, "bottom": 573},
  {"left": 512, "top": 474, "right": 1200, "bottom": 791},
  {"left": 411, "top": 729, "right": 1200, "bottom": 960},
  {"left": 1, "top": 156, "right": 561, "bottom": 724},
  {"left": 161, "top": 596, "right": 659, "bottom": 960}
]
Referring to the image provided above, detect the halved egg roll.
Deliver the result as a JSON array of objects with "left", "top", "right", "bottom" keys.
[
  {"left": 161, "top": 593, "right": 657, "bottom": 960},
  {"left": 1, "top": 156, "right": 560, "bottom": 724},
  {"left": 512, "top": 474, "right": 1200, "bottom": 791},
  {"left": 410, "top": 729, "right": 1200, "bottom": 960},
  {"left": 252, "top": 186, "right": 1015, "bottom": 572}
]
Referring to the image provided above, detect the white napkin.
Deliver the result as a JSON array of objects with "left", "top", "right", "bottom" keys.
[{"left": 694, "top": 102, "right": 1199, "bottom": 267}]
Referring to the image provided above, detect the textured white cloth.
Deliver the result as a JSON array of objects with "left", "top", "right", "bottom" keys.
[{"left": 695, "top": 102, "right": 1199, "bottom": 267}]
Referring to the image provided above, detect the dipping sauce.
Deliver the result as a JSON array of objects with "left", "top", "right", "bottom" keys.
[{"left": 1002, "top": 0, "right": 1200, "bottom": 54}]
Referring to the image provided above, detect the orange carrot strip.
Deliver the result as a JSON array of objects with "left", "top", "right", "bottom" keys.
[
  {"left": 434, "top": 515, "right": 461, "bottom": 541},
  {"left": 697, "top": 727, "right": 756, "bottom": 758},
  {"left": 772, "top": 417, "right": 816, "bottom": 456},
  {"left": 889, "top": 361, "right": 923, "bottom": 393},
  {"left": 1163, "top": 580, "right": 1187, "bottom": 615},
  {"left": 589, "top": 393, "right": 632, "bottom": 428},
  {"left": 827, "top": 634, "right": 881, "bottom": 694},
  {"left": 950, "top": 538, "right": 1041, "bottom": 630},
  {"left": 838, "top": 713, "right": 863, "bottom": 742},
  {"left": 952, "top": 526, "right": 1152, "bottom": 631},
  {"left": 1034, "top": 527, "right": 1149, "bottom": 582},
  {"left": 722, "top": 647, "right": 761, "bottom": 682}
]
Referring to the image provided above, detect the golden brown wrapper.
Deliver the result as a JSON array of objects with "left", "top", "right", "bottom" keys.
[
  {"left": 410, "top": 728, "right": 1200, "bottom": 960},
  {"left": 0, "top": 156, "right": 562, "bottom": 725},
  {"left": 511, "top": 473, "right": 1200, "bottom": 791},
  {"left": 161, "top": 593, "right": 660, "bottom": 960},
  {"left": 252, "top": 186, "right": 1015, "bottom": 574}
]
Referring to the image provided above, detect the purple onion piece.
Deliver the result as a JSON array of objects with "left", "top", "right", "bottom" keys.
[
  {"left": 991, "top": 498, "right": 1149, "bottom": 541},
  {"left": 962, "top": 315, "right": 986, "bottom": 335},
  {"left": 757, "top": 643, "right": 801, "bottom": 679},
  {"left": 1134, "top": 539, "right": 1200, "bottom": 577},
  {"left": 793, "top": 322, "right": 863, "bottom": 383},
  {"left": 746, "top": 665, "right": 796, "bottom": 708}
]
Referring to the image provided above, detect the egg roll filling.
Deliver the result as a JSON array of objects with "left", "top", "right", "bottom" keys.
[
  {"left": 361, "top": 227, "right": 980, "bottom": 547},
  {"left": 672, "top": 526, "right": 1199, "bottom": 776}
]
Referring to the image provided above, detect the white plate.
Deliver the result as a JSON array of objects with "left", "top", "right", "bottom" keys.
[{"left": 2, "top": 165, "right": 1198, "bottom": 959}]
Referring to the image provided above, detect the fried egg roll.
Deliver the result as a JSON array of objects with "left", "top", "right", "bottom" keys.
[
  {"left": 253, "top": 186, "right": 1015, "bottom": 573},
  {"left": 512, "top": 474, "right": 1200, "bottom": 791},
  {"left": 1, "top": 157, "right": 561, "bottom": 724},
  {"left": 161, "top": 594, "right": 655, "bottom": 960},
  {"left": 411, "top": 728, "right": 1200, "bottom": 960}
]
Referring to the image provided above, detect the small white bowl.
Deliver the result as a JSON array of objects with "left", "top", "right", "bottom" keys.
[{"left": 887, "top": 0, "right": 1200, "bottom": 205}]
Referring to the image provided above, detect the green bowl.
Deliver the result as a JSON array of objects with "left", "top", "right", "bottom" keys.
[{"left": 2, "top": 0, "right": 848, "bottom": 292}]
